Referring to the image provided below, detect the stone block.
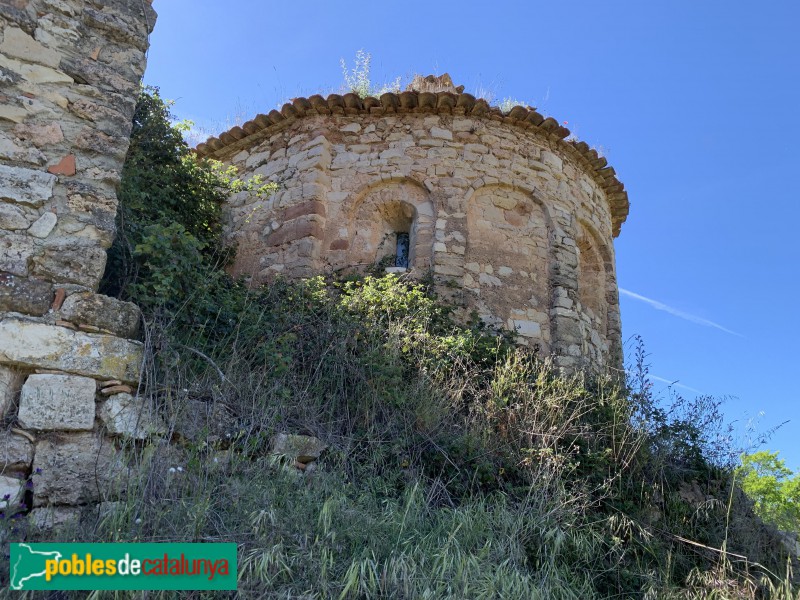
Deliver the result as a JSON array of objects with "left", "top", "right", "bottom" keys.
[
  {"left": 430, "top": 126, "right": 453, "bottom": 140},
  {"left": 98, "top": 393, "right": 164, "bottom": 439},
  {"left": 492, "top": 195, "right": 517, "bottom": 210},
  {"left": 67, "top": 96, "right": 128, "bottom": 130},
  {"left": 18, "top": 374, "right": 97, "bottom": 431},
  {"left": 464, "top": 143, "right": 489, "bottom": 154},
  {"left": 32, "top": 433, "right": 126, "bottom": 506},
  {"left": 29, "top": 506, "right": 81, "bottom": 530},
  {"left": 0, "top": 104, "right": 27, "bottom": 123},
  {"left": 171, "top": 399, "right": 234, "bottom": 442},
  {"left": 0, "top": 317, "right": 142, "bottom": 383},
  {"left": 31, "top": 243, "right": 107, "bottom": 287},
  {"left": 82, "top": 7, "right": 152, "bottom": 51},
  {"left": 265, "top": 218, "right": 323, "bottom": 247},
  {"left": 231, "top": 150, "right": 248, "bottom": 164},
  {"left": 0, "top": 54, "right": 73, "bottom": 84},
  {"left": 0, "top": 163, "right": 56, "bottom": 207},
  {"left": 0, "top": 366, "right": 24, "bottom": 418},
  {"left": 0, "top": 273, "right": 53, "bottom": 316},
  {"left": 0, "top": 429, "right": 33, "bottom": 474},
  {"left": 434, "top": 264, "right": 464, "bottom": 277},
  {"left": 0, "top": 201, "right": 32, "bottom": 229},
  {"left": 512, "top": 319, "right": 542, "bottom": 338},
  {"left": 0, "top": 474, "right": 23, "bottom": 507},
  {"left": 0, "top": 27, "right": 52, "bottom": 67},
  {"left": 60, "top": 293, "right": 141, "bottom": 339},
  {"left": 0, "top": 4, "right": 36, "bottom": 35},
  {"left": 540, "top": 151, "right": 563, "bottom": 171},
  {"left": 245, "top": 150, "right": 270, "bottom": 168},
  {"left": 27, "top": 212, "right": 57, "bottom": 238},
  {"left": 13, "top": 122, "right": 64, "bottom": 147},
  {"left": 282, "top": 200, "right": 326, "bottom": 221},
  {"left": 478, "top": 273, "right": 502, "bottom": 286},
  {"left": 0, "top": 233, "right": 35, "bottom": 276},
  {"left": 75, "top": 128, "right": 128, "bottom": 160},
  {"left": 60, "top": 57, "right": 137, "bottom": 96},
  {"left": 0, "top": 131, "right": 45, "bottom": 165}
]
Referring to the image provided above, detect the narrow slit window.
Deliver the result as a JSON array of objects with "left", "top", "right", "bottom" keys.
[{"left": 395, "top": 232, "right": 410, "bottom": 268}]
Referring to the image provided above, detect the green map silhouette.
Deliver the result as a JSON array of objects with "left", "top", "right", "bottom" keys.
[{"left": 10, "top": 544, "right": 62, "bottom": 590}]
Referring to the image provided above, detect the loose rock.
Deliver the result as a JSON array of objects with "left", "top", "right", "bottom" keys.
[{"left": 271, "top": 433, "right": 328, "bottom": 464}]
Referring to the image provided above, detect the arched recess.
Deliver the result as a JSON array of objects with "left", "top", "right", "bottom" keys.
[
  {"left": 343, "top": 178, "right": 435, "bottom": 270},
  {"left": 464, "top": 183, "right": 553, "bottom": 349},
  {"left": 576, "top": 221, "right": 612, "bottom": 338}
]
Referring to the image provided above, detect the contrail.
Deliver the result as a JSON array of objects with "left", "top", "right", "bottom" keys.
[
  {"left": 650, "top": 375, "right": 703, "bottom": 395},
  {"left": 619, "top": 288, "right": 744, "bottom": 338}
]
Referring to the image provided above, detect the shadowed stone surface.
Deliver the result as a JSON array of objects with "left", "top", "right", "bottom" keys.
[
  {"left": 29, "top": 506, "right": 81, "bottom": 530},
  {"left": 0, "top": 430, "right": 33, "bottom": 474},
  {"left": 32, "top": 433, "right": 126, "bottom": 506},
  {"left": 271, "top": 433, "right": 328, "bottom": 464},
  {"left": 0, "top": 164, "right": 55, "bottom": 207},
  {"left": 0, "top": 365, "right": 24, "bottom": 418},
  {"left": 0, "top": 274, "right": 53, "bottom": 315},
  {"left": 60, "top": 292, "right": 141, "bottom": 339},
  {"left": 98, "top": 392, "right": 164, "bottom": 439}
]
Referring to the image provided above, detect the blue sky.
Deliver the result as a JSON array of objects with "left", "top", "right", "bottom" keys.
[{"left": 145, "top": 0, "right": 800, "bottom": 470}]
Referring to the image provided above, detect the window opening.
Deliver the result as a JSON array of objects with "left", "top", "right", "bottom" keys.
[{"left": 395, "top": 232, "right": 410, "bottom": 268}]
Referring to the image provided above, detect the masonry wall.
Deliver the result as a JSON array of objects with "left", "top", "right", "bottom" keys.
[
  {"left": 215, "top": 110, "right": 624, "bottom": 371},
  {"left": 0, "top": 0, "right": 156, "bottom": 525}
]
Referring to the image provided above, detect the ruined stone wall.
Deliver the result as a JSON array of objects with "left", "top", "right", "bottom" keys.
[
  {"left": 0, "top": 0, "right": 156, "bottom": 525},
  {"left": 199, "top": 93, "right": 628, "bottom": 372}
]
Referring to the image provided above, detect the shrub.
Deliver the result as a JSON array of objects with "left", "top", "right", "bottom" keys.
[{"left": 101, "top": 86, "right": 272, "bottom": 324}]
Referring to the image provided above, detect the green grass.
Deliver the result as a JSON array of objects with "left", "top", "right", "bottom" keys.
[{"left": 2, "top": 275, "right": 795, "bottom": 599}]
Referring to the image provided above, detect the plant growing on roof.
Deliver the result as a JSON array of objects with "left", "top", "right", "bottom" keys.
[{"left": 340, "top": 49, "right": 401, "bottom": 98}]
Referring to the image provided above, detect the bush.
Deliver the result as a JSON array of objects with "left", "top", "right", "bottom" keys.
[{"left": 100, "top": 87, "right": 271, "bottom": 325}]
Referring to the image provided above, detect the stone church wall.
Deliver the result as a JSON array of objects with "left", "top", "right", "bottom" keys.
[
  {"left": 199, "top": 91, "right": 628, "bottom": 372},
  {"left": 0, "top": 0, "right": 156, "bottom": 525}
]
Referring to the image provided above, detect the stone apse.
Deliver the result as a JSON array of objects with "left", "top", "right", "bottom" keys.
[{"left": 197, "top": 76, "right": 629, "bottom": 371}]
